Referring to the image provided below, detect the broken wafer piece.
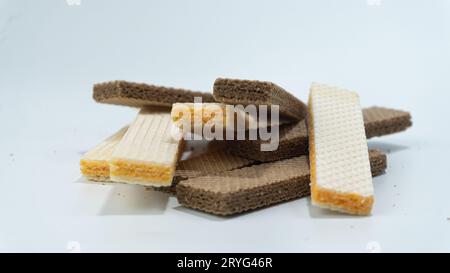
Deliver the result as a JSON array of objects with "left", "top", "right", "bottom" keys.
[
  {"left": 94, "top": 81, "right": 215, "bottom": 108},
  {"left": 213, "top": 78, "right": 307, "bottom": 120},
  {"left": 171, "top": 102, "right": 283, "bottom": 134},
  {"left": 176, "top": 149, "right": 386, "bottom": 216},
  {"left": 110, "top": 107, "right": 184, "bottom": 186},
  {"left": 308, "top": 83, "right": 373, "bottom": 215},
  {"left": 226, "top": 106, "right": 412, "bottom": 162},
  {"left": 80, "top": 126, "right": 128, "bottom": 181}
]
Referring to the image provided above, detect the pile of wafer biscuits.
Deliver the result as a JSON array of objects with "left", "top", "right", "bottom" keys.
[{"left": 81, "top": 78, "right": 412, "bottom": 216}]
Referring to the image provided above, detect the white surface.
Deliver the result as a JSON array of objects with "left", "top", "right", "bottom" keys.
[{"left": 0, "top": 0, "right": 449, "bottom": 252}]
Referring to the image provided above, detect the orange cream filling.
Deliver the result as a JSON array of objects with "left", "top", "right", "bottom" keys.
[
  {"left": 80, "top": 160, "right": 110, "bottom": 179},
  {"left": 110, "top": 160, "right": 174, "bottom": 185}
]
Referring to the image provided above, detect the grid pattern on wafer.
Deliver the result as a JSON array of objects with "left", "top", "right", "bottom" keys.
[
  {"left": 226, "top": 106, "right": 411, "bottom": 162},
  {"left": 310, "top": 83, "right": 373, "bottom": 197},
  {"left": 213, "top": 78, "right": 307, "bottom": 120},
  {"left": 110, "top": 107, "right": 183, "bottom": 185},
  {"left": 177, "top": 149, "right": 386, "bottom": 215},
  {"left": 82, "top": 126, "right": 128, "bottom": 161}
]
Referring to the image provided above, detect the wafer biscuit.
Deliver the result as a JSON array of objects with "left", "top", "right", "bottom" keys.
[
  {"left": 171, "top": 102, "right": 282, "bottom": 134},
  {"left": 213, "top": 78, "right": 307, "bottom": 120},
  {"left": 155, "top": 143, "right": 255, "bottom": 194},
  {"left": 176, "top": 149, "right": 386, "bottom": 216},
  {"left": 308, "top": 83, "right": 373, "bottom": 215},
  {"left": 110, "top": 107, "right": 184, "bottom": 186},
  {"left": 81, "top": 131, "right": 253, "bottom": 186},
  {"left": 80, "top": 126, "right": 128, "bottom": 181},
  {"left": 363, "top": 106, "right": 412, "bottom": 138},
  {"left": 94, "top": 81, "right": 215, "bottom": 108},
  {"left": 226, "top": 106, "right": 411, "bottom": 162}
]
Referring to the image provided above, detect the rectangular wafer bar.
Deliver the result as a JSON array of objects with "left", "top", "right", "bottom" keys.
[
  {"left": 213, "top": 78, "right": 307, "bottom": 120},
  {"left": 226, "top": 106, "right": 411, "bottom": 162},
  {"left": 176, "top": 149, "right": 386, "bottom": 216},
  {"left": 308, "top": 83, "right": 373, "bottom": 215},
  {"left": 155, "top": 142, "right": 255, "bottom": 195},
  {"left": 80, "top": 130, "right": 254, "bottom": 186},
  {"left": 80, "top": 126, "right": 128, "bottom": 181},
  {"left": 94, "top": 81, "right": 215, "bottom": 108},
  {"left": 110, "top": 107, "right": 184, "bottom": 186}
]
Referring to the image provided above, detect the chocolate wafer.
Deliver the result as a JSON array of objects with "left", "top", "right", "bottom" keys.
[
  {"left": 226, "top": 106, "right": 411, "bottom": 162},
  {"left": 154, "top": 142, "right": 255, "bottom": 195},
  {"left": 94, "top": 80, "right": 215, "bottom": 108},
  {"left": 363, "top": 106, "right": 412, "bottom": 138},
  {"left": 213, "top": 78, "right": 307, "bottom": 120},
  {"left": 176, "top": 149, "right": 387, "bottom": 216}
]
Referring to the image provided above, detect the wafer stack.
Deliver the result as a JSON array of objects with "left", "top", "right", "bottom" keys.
[{"left": 81, "top": 79, "right": 412, "bottom": 216}]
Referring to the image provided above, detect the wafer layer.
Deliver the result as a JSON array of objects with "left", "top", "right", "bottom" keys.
[
  {"left": 80, "top": 130, "right": 253, "bottom": 186},
  {"left": 171, "top": 102, "right": 281, "bottom": 134},
  {"left": 363, "top": 106, "right": 412, "bottom": 138},
  {"left": 155, "top": 143, "right": 255, "bottom": 195},
  {"left": 80, "top": 126, "right": 128, "bottom": 181},
  {"left": 213, "top": 78, "right": 307, "bottom": 120},
  {"left": 110, "top": 107, "right": 184, "bottom": 186},
  {"left": 94, "top": 81, "right": 215, "bottom": 108},
  {"left": 226, "top": 106, "right": 411, "bottom": 162},
  {"left": 176, "top": 149, "right": 386, "bottom": 216},
  {"left": 308, "top": 83, "right": 373, "bottom": 215}
]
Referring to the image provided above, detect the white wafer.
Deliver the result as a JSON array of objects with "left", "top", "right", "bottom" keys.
[
  {"left": 110, "top": 107, "right": 184, "bottom": 186},
  {"left": 308, "top": 83, "right": 374, "bottom": 215}
]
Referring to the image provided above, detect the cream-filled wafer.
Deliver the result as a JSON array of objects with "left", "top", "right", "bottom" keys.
[
  {"left": 308, "top": 83, "right": 373, "bottom": 215},
  {"left": 171, "top": 103, "right": 236, "bottom": 131},
  {"left": 171, "top": 102, "right": 283, "bottom": 134},
  {"left": 110, "top": 107, "right": 184, "bottom": 186},
  {"left": 80, "top": 126, "right": 128, "bottom": 181},
  {"left": 213, "top": 78, "right": 307, "bottom": 120}
]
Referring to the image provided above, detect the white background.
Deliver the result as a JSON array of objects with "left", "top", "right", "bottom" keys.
[{"left": 0, "top": 0, "right": 449, "bottom": 252}]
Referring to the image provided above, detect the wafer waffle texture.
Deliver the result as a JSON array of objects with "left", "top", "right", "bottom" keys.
[
  {"left": 213, "top": 78, "right": 307, "bottom": 121},
  {"left": 226, "top": 106, "right": 412, "bottom": 163},
  {"left": 93, "top": 81, "right": 215, "bottom": 108},
  {"left": 154, "top": 143, "right": 255, "bottom": 195},
  {"left": 176, "top": 149, "right": 386, "bottom": 216},
  {"left": 308, "top": 83, "right": 373, "bottom": 215},
  {"left": 109, "top": 107, "right": 184, "bottom": 187},
  {"left": 80, "top": 129, "right": 254, "bottom": 189}
]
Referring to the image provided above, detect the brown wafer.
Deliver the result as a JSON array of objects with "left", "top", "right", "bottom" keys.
[
  {"left": 176, "top": 149, "right": 387, "bottom": 216},
  {"left": 153, "top": 142, "right": 255, "bottom": 195},
  {"left": 226, "top": 106, "right": 411, "bottom": 162},
  {"left": 93, "top": 80, "right": 215, "bottom": 108},
  {"left": 363, "top": 106, "right": 412, "bottom": 138},
  {"left": 213, "top": 78, "right": 307, "bottom": 120}
]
